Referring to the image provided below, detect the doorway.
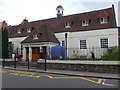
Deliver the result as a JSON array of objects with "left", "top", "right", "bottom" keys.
[{"left": 32, "top": 47, "right": 40, "bottom": 62}]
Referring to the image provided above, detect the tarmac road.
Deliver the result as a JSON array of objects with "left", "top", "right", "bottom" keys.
[{"left": 1, "top": 69, "right": 119, "bottom": 88}]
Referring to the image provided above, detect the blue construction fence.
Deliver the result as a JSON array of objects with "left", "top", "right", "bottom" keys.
[{"left": 51, "top": 45, "right": 66, "bottom": 59}]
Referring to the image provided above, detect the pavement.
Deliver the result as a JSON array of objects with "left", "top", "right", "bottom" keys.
[
  {"left": 0, "top": 59, "right": 120, "bottom": 80},
  {"left": 1, "top": 66, "right": 120, "bottom": 80},
  {"left": 1, "top": 59, "right": 120, "bottom": 65},
  {"left": 41, "top": 60, "right": 120, "bottom": 65}
]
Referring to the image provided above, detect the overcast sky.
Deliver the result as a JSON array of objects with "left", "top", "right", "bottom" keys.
[{"left": 0, "top": 0, "right": 119, "bottom": 26}]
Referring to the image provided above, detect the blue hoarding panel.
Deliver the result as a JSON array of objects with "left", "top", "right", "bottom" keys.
[{"left": 51, "top": 45, "right": 65, "bottom": 59}]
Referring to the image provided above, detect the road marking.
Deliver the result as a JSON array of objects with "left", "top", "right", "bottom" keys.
[
  {"left": 2, "top": 69, "right": 107, "bottom": 85},
  {"left": 8, "top": 70, "right": 38, "bottom": 74},
  {"left": 97, "top": 79, "right": 103, "bottom": 84},
  {"left": 50, "top": 76, "right": 102, "bottom": 84},
  {"left": 9, "top": 73, "right": 35, "bottom": 77},
  {"left": 102, "top": 79, "right": 115, "bottom": 87},
  {"left": 49, "top": 74, "right": 64, "bottom": 76},
  {"left": 103, "top": 83, "right": 115, "bottom": 86},
  {"left": 8, "top": 72, "right": 102, "bottom": 84},
  {"left": 33, "top": 76, "right": 41, "bottom": 78}
]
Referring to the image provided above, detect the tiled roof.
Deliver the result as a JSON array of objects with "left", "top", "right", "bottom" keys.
[
  {"left": 21, "top": 25, "right": 59, "bottom": 44},
  {"left": 98, "top": 10, "right": 109, "bottom": 18},
  {"left": 8, "top": 6, "right": 117, "bottom": 44},
  {"left": 64, "top": 16, "right": 72, "bottom": 22},
  {"left": 81, "top": 13, "right": 90, "bottom": 20}
]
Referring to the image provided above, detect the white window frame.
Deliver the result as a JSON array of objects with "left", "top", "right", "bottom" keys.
[
  {"left": 17, "top": 29, "right": 21, "bottom": 34},
  {"left": 33, "top": 34, "right": 38, "bottom": 39},
  {"left": 100, "top": 17, "right": 107, "bottom": 24},
  {"left": 65, "top": 22, "right": 71, "bottom": 28},
  {"left": 80, "top": 40, "right": 87, "bottom": 49},
  {"left": 82, "top": 20, "right": 89, "bottom": 26},
  {"left": 27, "top": 28, "right": 31, "bottom": 33},
  {"left": 100, "top": 38, "right": 108, "bottom": 49}
]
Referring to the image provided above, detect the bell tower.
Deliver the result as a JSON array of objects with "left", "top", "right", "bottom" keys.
[{"left": 56, "top": 5, "right": 64, "bottom": 19}]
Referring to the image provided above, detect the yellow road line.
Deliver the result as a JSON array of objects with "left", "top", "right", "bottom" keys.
[
  {"left": 3, "top": 69, "right": 104, "bottom": 85},
  {"left": 51, "top": 77, "right": 100, "bottom": 84},
  {"left": 9, "top": 73, "right": 34, "bottom": 77},
  {"left": 8, "top": 70, "right": 38, "bottom": 74},
  {"left": 97, "top": 79, "right": 103, "bottom": 84},
  {"left": 49, "top": 74, "right": 64, "bottom": 76},
  {"left": 33, "top": 76, "right": 41, "bottom": 78}
]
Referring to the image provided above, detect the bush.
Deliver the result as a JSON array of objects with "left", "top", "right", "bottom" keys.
[{"left": 102, "top": 46, "right": 120, "bottom": 60}]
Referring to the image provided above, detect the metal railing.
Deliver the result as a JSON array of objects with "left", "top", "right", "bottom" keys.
[{"left": 2, "top": 58, "right": 47, "bottom": 71}]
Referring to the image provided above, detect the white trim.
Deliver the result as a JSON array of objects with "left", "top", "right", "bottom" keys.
[
  {"left": 33, "top": 34, "right": 38, "bottom": 39},
  {"left": 82, "top": 20, "right": 89, "bottom": 26},
  {"left": 27, "top": 28, "right": 31, "bottom": 33},
  {"left": 99, "top": 38, "right": 109, "bottom": 49},
  {"left": 65, "top": 22, "right": 71, "bottom": 28},
  {"left": 79, "top": 39, "right": 87, "bottom": 49},
  {"left": 100, "top": 17, "right": 107, "bottom": 24}
]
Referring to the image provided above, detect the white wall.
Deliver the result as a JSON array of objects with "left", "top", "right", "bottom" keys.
[
  {"left": 9, "top": 36, "right": 27, "bottom": 51},
  {"left": 8, "top": 28, "right": 119, "bottom": 59},
  {"left": 70, "top": 28, "right": 119, "bottom": 48},
  {"left": 55, "top": 28, "right": 119, "bottom": 58}
]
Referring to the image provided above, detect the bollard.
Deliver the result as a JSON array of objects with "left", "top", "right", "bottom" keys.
[
  {"left": 2, "top": 58, "right": 5, "bottom": 68},
  {"left": 43, "top": 46, "right": 47, "bottom": 71},
  {"left": 45, "top": 57, "right": 47, "bottom": 71},
  {"left": 28, "top": 59, "right": 29, "bottom": 70},
  {"left": 14, "top": 57, "right": 16, "bottom": 69}
]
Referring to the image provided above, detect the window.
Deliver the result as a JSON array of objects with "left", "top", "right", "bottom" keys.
[
  {"left": 100, "top": 17, "right": 107, "bottom": 24},
  {"left": 82, "top": 20, "right": 89, "bottom": 26},
  {"left": 17, "top": 29, "right": 21, "bottom": 34},
  {"left": 58, "top": 10, "right": 60, "bottom": 14},
  {"left": 100, "top": 38, "right": 108, "bottom": 48},
  {"left": 62, "top": 41, "right": 65, "bottom": 46},
  {"left": 8, "top": 42, "right": 14, "bottom": 52},
  {"left": 33, "top": 34, "right": 38, "bottom": 39},
  {"left": 27, "top": 28, "right": 31, "bottom": 33},
  {"left": 65, "top": 22, "right": 71, "bottom": 28},
  {"left": 80, "top": 40, "right": 87, "bottom": 49}
]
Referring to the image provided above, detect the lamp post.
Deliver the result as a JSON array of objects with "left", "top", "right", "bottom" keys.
[{"left": 65, "top": 33, "right": 68, "bottom": 60}]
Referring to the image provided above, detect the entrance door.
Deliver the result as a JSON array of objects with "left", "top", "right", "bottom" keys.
[
  {"left": 39, "top": 46, "right": 47, "bottom": 59},
  {"left": 26, "top": 47, "right": 29, "bottom": 61},
  {"left": 32, "top": 47, "right": 40, "bottom": 62}
]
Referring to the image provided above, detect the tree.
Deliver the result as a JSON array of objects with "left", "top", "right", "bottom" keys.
[
  {"left": 0, "top": 29, "right": 2, "bottom": 58},
  {"left": 2, "top": 27, "right": 8, "bottom": 58}
]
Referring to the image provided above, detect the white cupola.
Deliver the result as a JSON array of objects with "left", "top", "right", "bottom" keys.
[{"left": 56, "top": 5, "right": 64, "bottom": 19}]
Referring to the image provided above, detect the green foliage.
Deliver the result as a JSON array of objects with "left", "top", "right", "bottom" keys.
[
  {"left": 2, "top": 28, "right": 8, "bottom": 58},
  {"left": 0, "top": 30, "right": 2, "bottom": 58},
  {"left": 102, "top": 46, "right": 120, "bottom": 60}
]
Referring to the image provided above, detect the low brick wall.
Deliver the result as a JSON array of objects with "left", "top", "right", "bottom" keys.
[
  {"left": 37, "top": 63, "right": 119, "bottom": 74},
  {"left": 2, "top": 61, "right": 119, "bottom": 74}
]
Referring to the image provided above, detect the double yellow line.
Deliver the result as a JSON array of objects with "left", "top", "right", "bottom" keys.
[{"left": 2, "top": 69, "right": 104, "bottom": 85}]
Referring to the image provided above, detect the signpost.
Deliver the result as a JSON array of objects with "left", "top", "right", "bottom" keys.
[
  {"left": 14, "top": 54, "right": 16, "bottom": 69},
  {"left": 43, "top": 46, "right": 47, "bottom": 71},
  {"left": 28, "top": 59, "right": 29, "bottom": 70},
  {"left": 65, "top": 33, "right": 68, "bottom": 60}
]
